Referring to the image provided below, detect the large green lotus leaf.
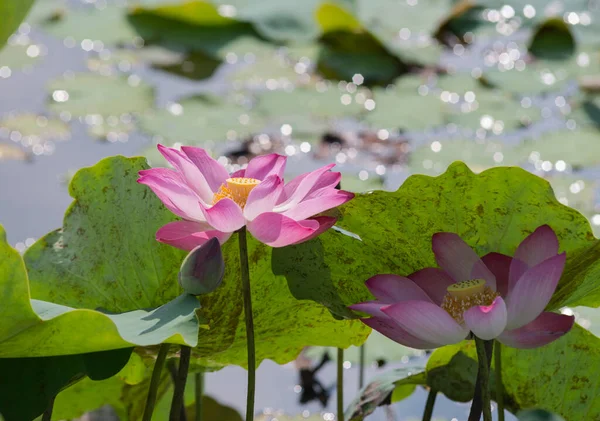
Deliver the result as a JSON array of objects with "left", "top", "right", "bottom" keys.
[
  {"left": 47, "top": 73, "right": 155, "bottom": 117},
  {"left": 200, "top": 232, "right": 369, "bottom": 367},
  {"left": 0, "top": 348, "right": 132, "bottom": 421},
  {"left": 331, "top": 162, "right": 599, "bottom": 310},
  {"left": 0, "top": 224, "right": 202, "bottom": 357},
  {"left": 518, "top": 409, "right": 566, "bottom": 421},
  {"left": 23, "top": 156, "right": 185, "bottom": 311},
  {"left": 0, "top": 0, "right": 35, "bottom": 50},
  {"left": 501, "top": 324, "right": 600, "bottom": 418},
  {"left": 53, "top": 376, "right": 126, "bottom": 421}
]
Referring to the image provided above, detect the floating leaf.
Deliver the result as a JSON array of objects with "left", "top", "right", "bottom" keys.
[
  {"left": 529, "top": 18, "right": 575, "bottom": 61},
  {"left": 42, "top": 4, "right": 139, "bottom": 46},
  {"left": 0, "top": 0, "right": 35, "bottom": 50},
  {"left": 47, "top": 73, "right": 154, "bottom": 117},
  {"left": 515, "top": 130, "right": 600, "bottom": 168},
  {"left": 138, "top": 94, "right": 263, "bottom": 146},
  {"left": 0, "top": 42, "right": 41, "bottom": 69},
  {"left": 0, "top": 143, "right": 28, "bottom": 161},
  {"left": 365, "top": 76, "right": 446, "bottom": 130},
  {"left": 0, "top": 113, "right": 70, "bottom": 142},
  {"left": 315, "top": 3, "right": 405, "bottom": 85},
  {"left": 128, "top": 1, "right": 258, "bottom": 59}
]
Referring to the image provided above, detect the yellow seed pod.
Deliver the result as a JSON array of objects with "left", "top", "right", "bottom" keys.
[{"left": 446, "top": 278, "right": 486, "bottom": 299}]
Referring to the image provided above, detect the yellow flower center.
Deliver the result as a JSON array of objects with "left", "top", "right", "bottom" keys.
[
  {"left": 441, "top": 279, "right": 498, "bottom": 324},
  {"left": 212, "top": 177, "right": 261, "bottom": 208}
]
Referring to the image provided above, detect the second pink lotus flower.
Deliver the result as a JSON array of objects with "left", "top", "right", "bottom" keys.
[
  {"left": 138, "top": 145, "right": 354, "bottom": 249},
  {"left": 350, "top": 225, "right": 574, "bottom": 349}
]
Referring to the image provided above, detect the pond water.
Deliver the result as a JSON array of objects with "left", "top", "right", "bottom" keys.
[{"left": 1, "top": 0, "right": 600, "bottom": 419}]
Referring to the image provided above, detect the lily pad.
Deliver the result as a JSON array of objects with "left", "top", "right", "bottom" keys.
[
  {"left": 516, "top": 129, "right": 600, "bottom": 168},
  {"left": 256, "top": 86, "right": 365, "bottom": 121},
  {"left": 128, "top": 1, "right": 258, "bottom": 59},
  {"left": 47, "top": 73, "right": 155, "bottom": 117},
  {"left": 315, "top": 3, "right": 405, "bottom": 85},
  {"left": 42, "top": 4, "right": 139, "bottom": 46},
  {"left": 529, "top": 18, "right": 576, "bottom": 61},
  {"left": 0, "top": 113, "right": 70, "bottom": 142},
  {"left": 365, "top": 76, "right": 446, "bottom": 130},
  {"left": 138, "top": 94, "right": 263, "bottom": 145},
  {"left": 409, "top": 138, "right": 520, "bottom": 176},
  {"left": 0, "top": 0, "right": 35, "bottom": 49},
  {"left": 0, "top": 42, "right": 41, "bottom": 69},
  {"left": 0, "top": 143, "right": 29, "bottom": 161}
]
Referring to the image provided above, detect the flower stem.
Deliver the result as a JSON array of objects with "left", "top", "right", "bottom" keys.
[
  {"left": 41, "top": 396, "right": 55, "bottom": 421},
  {"left": 474, "top": 337, "right": 492, "bottom": 421},
  {"left": 337, "top": 348, "right": 344, "bottom": 421},
  {"left": 421, "top": 388, "right": 437, "bottom": 421},
  {"left": 358, "top": 344, "right": 365, "bottom": 389},
  {"left": 195, "top": 372, "right": 204, "bottom": 421},
  {"left": 468, "top": 339, "right": 493, "bottom": 421},
  {"left": 495, "top": 341, "right": 505, "bottom": 421},
  {"left": 239, "top": 227, "right": 256, "bottom": 421},
  {"left": 142, "top": 343, "right": 170, "bottom": 421},
  {"left": 170, "top": 345, "right": 192, "bottom": 421}
]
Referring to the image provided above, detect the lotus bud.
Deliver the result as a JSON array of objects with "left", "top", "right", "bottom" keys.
[{"left": 178, "top": 237, "right": 225, "bottom": 295}]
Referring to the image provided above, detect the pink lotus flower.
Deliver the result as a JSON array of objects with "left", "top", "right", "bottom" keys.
[
  {"left": 138, "top": 145, "right": 354, "bottom": 249},
  {"left": 350, "top": 225, "right": 574, "bottom": 349}
]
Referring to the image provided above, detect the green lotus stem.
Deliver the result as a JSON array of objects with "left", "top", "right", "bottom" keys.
[
  {"left": 195, "top": 372, "right": 204, "bottom": 421},
  {"left": 239, "top": 227, "right": 256, "bottom": 421},
  {"left": 337, "top": 347, "right": 344, "bottom": 421},
  {"left": 468, "top": 339, "right": 493, "bottom": 421},
  {"left": 142, "top": 343, "right": 170, "bottom": 421},
  {"left": 474, "top": 337, "right": 492, "bottom": 421},
  {"left": 495, "top": 341, "right": 505, "bottom": 421},
  {"left": 41, "top": 396, "right": 55, "bottom": 421},
  {"left": 421, "top": 388, "right": 437, "bottom": 421},
  {"left": 358, "top": 344, "right": 365, "bottom": 389},
  {"left": 170, "top": 345, "right": 192, "bottom": 421}
]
